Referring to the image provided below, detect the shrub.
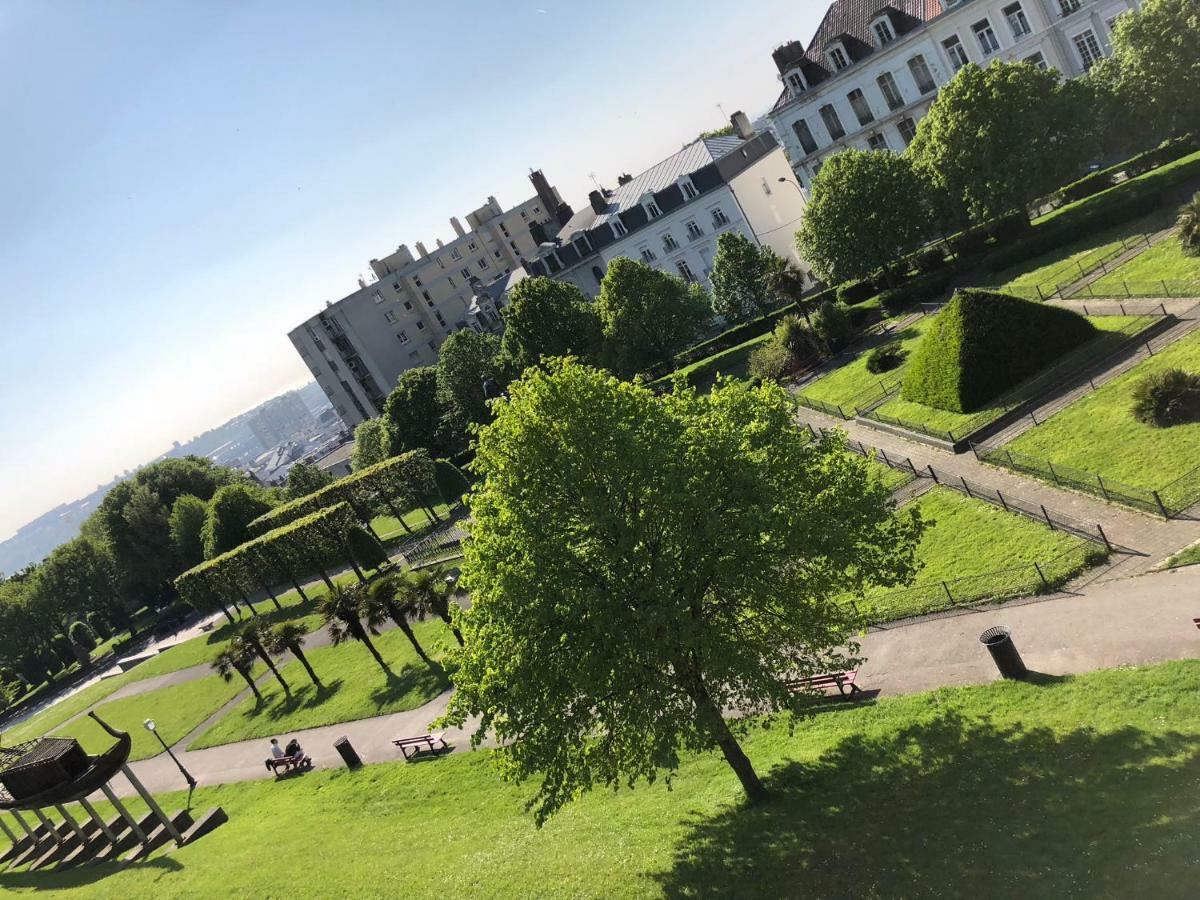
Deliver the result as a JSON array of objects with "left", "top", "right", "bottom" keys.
[
  {"left": 986, "top": 211, "right": 1031, "bottom": 244},
  {"left": 748, "top": 316, "right": 818, "bottom": 383},
  {"left": 914, "top": 246, "right": 947, "bottom": 274},
  {"left": 86, "top": 610, "right": 112, "bottom": 640},
  {"left": 1179, "top": 192, "right": 1200, "bottom": 257},
  {"left": 836, "top": 280, "right": 877, "bottom": 306},
  {"left": 347, "top": 525, "right": 390, "bottom": 571},
  {"left": 747, "top": 339, "right": 795, "bottom": 383},
  {"left": 951, "top": 225, "right": 992, "bottom": 258},
  {"left": 69, "top": 621, "right": 97, "bottom": 653},
  {"left": 49, "top": 634, "right": 75, "bottom": 668},
  {"left": 902, "top": 289, "right": 1096, "bottom": 413},
  {"left": 879, "top": 270, "right": 955, "bottom": 316},
  {"left": 846, "top": 305, "right": 882, "bottom": 330},
  {"left": 1131, "top": 368, "right": 1200, "bottom": 427},
  {"left": 813, "top": 301, "right": 853, "bottom": 354},
  {"left": 866, "top": 344, "right": 905, "bottom": 374},
  {"left": 775, "top": 315, "right": 818, "bottom": 358}
]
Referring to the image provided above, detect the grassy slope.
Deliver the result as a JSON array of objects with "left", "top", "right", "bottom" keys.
[
  {"left": 1091, "top": 236, "right": 1200, "bottom": 293},
  {"left": 372, "top": 503, "right": 452, "bottom": 543},
  {"left": 872, "top": 316, "right": 1151, "bottom": 435},
  {"left": 1005, "top": 328, "right": 1200, "bottom": 488},
  {"left": 1, "top": 675, "right": 134, "bottom": 745},
  {"left": 1033, "top": 148, "right": 1200, "bottom": 227},
  {"left": 8, "top": 660, "right": 1200, "bottom": 897},
  {"left": 861, "top": 487, "right": 1097, "bottom": 622},
  {"left": 189, "top": 619, "right": 454, "bottom": 750},
  {"left": 1164, "top": 543, "right": 1200, "bottom": 570},
  {"left": 798, "top": 315, "right": 936, "bottom": 410},
  {"left": 49, "top": 673, "right": 250, "bottom": 760}
]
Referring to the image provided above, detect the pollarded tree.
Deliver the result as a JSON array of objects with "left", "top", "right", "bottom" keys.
[
  {"left": 382, "top": 367, "right": 448, "bottom": 457},
  {"left": 796, "top": 148, "right": 929, "bottom": 286},
  {"left": 709, "top": 232, "right": 769, "bottom": 321},
  {"left": 438, "top": 360, "right": 923, "bottom": 823},
  {"left": 499, "top": 276, "right": 603, "bottom": 371},
  {"left": 907, "top": 61, "right": 1082, "bottom": 225},
  {"left": 594, "top": 257, "right": 711, "bottom": 377},
  {"left": 201, "top": 484, "right": 275, "bottom": 559},
  {"left": 351, "top": 418, "right": 391, "bottom": 472}
]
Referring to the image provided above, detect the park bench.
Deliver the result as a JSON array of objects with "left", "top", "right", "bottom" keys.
[
  {"left": 393, "top": 731, "right": 448, "bottom": 761},
  {"left": 265, "top": 753, "right": 312, "bottom": 776},
  {"left": 1192, "top": 617, "right": 1200, "bottom": 631},
  {"left": 784, "top": 669, "right": 863, "bottom": 698}
]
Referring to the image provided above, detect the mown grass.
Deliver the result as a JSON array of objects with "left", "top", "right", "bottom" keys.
[
  {"left": 1163, "top": 543, "right": 1200, "bottom": 570},
  {"left": 0, "top": 675, "right": 134, "bottom": 746},
  {"left": 1004, "top": 328, "right": 1200, "bottom": 489},
  {"left": 870, "top": 316, "right": 1153, "bottom": 437},
  {"left": 372, "top": 503, "right": 451, "bottom": 543},
  {"left": 189, "top": 619, "right": 455, "bottom": 750},
  {"left": 8, "top": 660, "right": 1200, "bottom": 897},
  {"left": 1090, "top": 235, "right": 1200, "bottom": 295}
]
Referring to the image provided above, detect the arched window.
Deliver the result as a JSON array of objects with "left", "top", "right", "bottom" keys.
[{"left": 592, "top": 265, "right": 605, "bottom": 286}]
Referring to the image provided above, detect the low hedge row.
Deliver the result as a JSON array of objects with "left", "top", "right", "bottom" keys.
[
  {"left": 878, "top": 269, "right": 955, "bottom": 316},
  {"left": 1058, "top": 133, "right": 1198, "bottom": 205}
]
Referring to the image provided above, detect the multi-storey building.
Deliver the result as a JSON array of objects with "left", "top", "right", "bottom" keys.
[
  {"left": 526, "top": 113, "right": 811, "bottom": 298},
  {"left": 290, "top": 175, "right": 570, "bottom": 426},
  {"left": 767, "top": 0, "right": 1141, "bottom": 189},
  {"left": 245, "top": 391, "right": 317, "bottom": 452}
]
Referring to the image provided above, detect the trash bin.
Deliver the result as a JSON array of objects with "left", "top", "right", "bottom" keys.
[
  {"left": 979, "top": 626, "right": 1027, "bottom": 679},
  {"left": 334, "top": 737, "right": 363, "bottom": 770}
]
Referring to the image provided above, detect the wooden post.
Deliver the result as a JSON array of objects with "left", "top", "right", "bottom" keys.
[
  {"left": 1153, "top": 490, "right": 1169, "bottom": 519},
  {"left": 0, "top": 814, "right": 18, "bottom": 845},
  {"left": 1096, "top": 523, "right": 1112, "bottom": 553},
  {"left": 928, "top": 465, "right": 939, "bottom": 484},
  {"left": 101, "top": 783, "right": 148, "bottom": 844},
  {"left": 1096, "top": 474, "right": 1111, "bottom": 500},
  {"left": 10, "top": 811, "right": 36, "bottom": 842},
  {"left": 53, "top": 804, "right": 87, "bottom": 845},
  {"left": 997, "top": 490, "right": 1009, "bottom": 513},
  {"left": 942, "top": 581, "right": 955, "bottom": 605},
  {"left": 121, "top": 764, "right": 184, "bottom": 846},
  {"left": 961, "top": 476, "right": 972, "bottom": 498},
  {"left": 31, "top": 808, "right": 61, "bottom": 845},
  {"left": 1047, "top": 461, "right": 1061, "bottom": 485},
  {"left": 79, "top": 797, "right": 117, "bottom": 844}
]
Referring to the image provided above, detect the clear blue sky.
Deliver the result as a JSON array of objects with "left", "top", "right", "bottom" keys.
[{"left": 0, "top": 0, "right": 821, "bottom": 540}]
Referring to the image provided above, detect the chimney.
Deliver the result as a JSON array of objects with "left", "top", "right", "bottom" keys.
[
  {"left": 589, "top": 190, "right": 608, "bottom": 215},
  {"left": 416, "top": 241, "right": 428, "bottom": 258},
  {"left": 436, "top": 238, "right": 445, "bottom": 248},
  {"left": 617, "top": 173, "right": 633, "bottom": 186},
  {"left": 731, "top": 110, "right": 755, "bottom": 140},
  {"left": 451, "top": 217, "right": 466, "bottom": 237}
]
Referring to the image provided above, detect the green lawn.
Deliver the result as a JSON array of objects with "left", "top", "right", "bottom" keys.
[
  {"left": 858, "top": 449, "right": 915, "bottom": 493},
  {"left": 1164, "top": 543, "right": 1200, "bottom": 570},
  {"left": 48, "top": 673, "right": 252, "bottom": 761},
  {"left": 189, "top": 619, "right": 455, "bottom": 750},
  {"left": 9, "top": 660, "right": 1200, "bottom": 896},
  {"left": 859, "top": 487, "right": 1102, "bottom": 622},
  {"left": 797, "top": 315, "right": 936, "bottom": 413},
  {"left": 372, "top": 503, "right": 452, "bottom": 543},
  {"left": 0, "top": 674, "right": 134, "bottom": 746},
  {"left": 1090, "top": 236, "right": 1200, "bottom": 296},
  {"left": 869, "top": 316, "right": 1153, "bottom": 440},
  {"left": 1004, "top": 328, "right": 1200, "bottom": 492}
]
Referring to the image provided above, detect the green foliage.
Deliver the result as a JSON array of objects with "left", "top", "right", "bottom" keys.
[
  {"left": 285, "top": 461, "right": 334, "bottom": 501},
  {"left": 202, "top": 484, "right": 275, "bottom": 559},
  {"left": 595, "top": 257, "right": 711, "bottom": 377},
  {"left": 866, "top": 344, "right": 905, "bottom": 375},
  {"left": 86, "top": 610, "right": 111, "bottom": 640},
  {"left": 748, "top": 315, "right": 817, "bottom": 382},
  {"left": 812, "top": 301, "right": 852, "bottom": 354},
  {"left": 796, "top": 148, "right": 929, "bottom": 284},
  {"left": 439, "top": 360, "right": 922, "bottom": 823},
  {"left": 499, "top": 276, "right": 602, "bottom": 370},
  {"left": 709, "top": 231, "right": 769, "bottom": 321},
  {"left": 50, "top": 633, "right": 73, "bottom": 667},
  {"left": 902, "top": 290, "right": 1096, "bottom": 413},
  {"left": 1131, "top": 367, "right": 1200, "bottom": 426},
  {"left": 351, "top": 418, "right": 391, "bottom": 472},
  {"left": 1180, "top": 192, "right": 1200, "bottom": 257},
  {"left": 914, "top": 246, "right": 947, "bottom": 273},
  {"left": 383, "top": 367, "right": 448, "bottom": 457},
  {"left": 346, "top": 525, "right": 389, "bottom": 571},
  {"left": 433, "top": 458, "right": 470, "bottom": 507},
  {"left": 436, "top": 329, "right": 505, "bottom": 437},
  {"left": 68, "top": 620, "right": 96, "bottom": 653},
  {"left": 878, "top": 269, "right": 955, "bottom": 316},
  {"left": 908, "top": 61, "right": 1082, "bottom": 225},
  {"left": 168, "top": 494, "right": 208, "bottom": 571}
]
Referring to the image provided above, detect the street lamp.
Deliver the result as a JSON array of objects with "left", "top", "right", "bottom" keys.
[
  {"left": 777, "top": 176, "right": 806, "bottom": 196},
  {"left": 144, "top": 718, "right": 197, "bottom": 791}
]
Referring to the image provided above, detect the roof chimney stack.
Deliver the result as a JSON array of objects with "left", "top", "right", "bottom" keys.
[
  {"left": 730, "top": 110, "right": 755, "bottom": 140},
  {"left": 617, "top": 173, "right": 633, "bottom": 186},
  {"left": 416, "top": 241, "right": 429, "bottom": 258},
  {"left": 451, "top": 216, "right": 466, "bottom": 237},
  {"left": 588, "top": 190, "right": 608, "bottom": 215}
]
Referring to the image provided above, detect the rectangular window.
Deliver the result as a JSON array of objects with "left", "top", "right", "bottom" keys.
[
  {"left": 681, "top": 179, "right": 698, "bottom": 200},
  {"left": 494, "top": 249, "right": 502, "bottom": 258},
  {"left": 847, "top": 88, "right": 874, "bottom": 126},
  {"left": 640, "top": 247, "right": 657, "bottom": 262},
  {"left": 1073, "top": 29, "right": 1103, "bottom": 70},
  {"left": 403, "top": 300, "right": 413, "bottom": 311},
  {"left": 877, "top": 72, "right": 905, "bottom": 111},
  {"left": 520, "top": 210, "right": 528, "bottom": 219},
  {"left": 451, "top": 248, "right": 462, "bottom": 260},
  {"left": 685, "top": 220, "right": 704, "bottom": 241},
  {"left": 647, "top": 200, "right": 662, "bottom": 218},
  {"left": 500, "top": 223, "right": 509, "bottom": 237},
  {"left": 819, "top": 104, "right": 845, "bottom": 140},
  {"left": 711, "top": 207, "right": 729, "bottom": 227},
  {"left": 787, "top": 71, "right": 805, "bottom": 93},
  {"left": 872, "top": 18, "right": 895, "bottom": 46},
  {"left": 435, "top": 311, "right": 446, "bottom": 327},
  {"left": 973, "top": 19, "right": 1000, "bottom": 55},
  {"left": 827, "top": 46, "right": 849, "bottom": 71},
  {"left": 412, "top": 275, "right": 422, "bottom": 288},
  {"left": 416, "top": 320, "right": 425, "bottom": 331},
  {"left": 867, "top": 132, "right": 889, "bottom": 151},
  {"left": 1003, "top": 3, "right": 1031, "bottom": 38},
  {"left": 384, "top": 310, "right": 397, "bottom": 323},
  {"left": 422, "top": 289, "right": 432, "bottom": 302},
  {"left": 468, "top": 241, "right": 477, "bottom": 252},
  {"left": 897, "top": 117, "right": 918, "bottom": 146},
  {"left": 1058, "top": 0, "right": 1081, "bottom": 15},
  {"left": 908, "top": 54, "right": 936, "bottom": 94},
  {"left": 460, "top": 267, "right": 471, "bottom": 279},
  {"left": 676, "top": 259, "right": 696, "bottom": 282},
  {"left": 792, "top": 118, "right": 819, "bottom": 154},
  {"left": 478, "top": 258, "right": 489, "bottom": 270},
  {"left": 943, "top": 35, "right": 970, "bottom": 71},
  {"left": 447, "top": 275, "right": 456, "bottom": 288},
  {"left": 612, "top": 219, "right": 627, "bottom": 238},
  {"left": 662, "top": 232, "right": 679, "bottom": 252},
  {"left": 397, "top": 329, "right": 409, "bottom": 343},
  {"left": 1025, "top": 51, "right": 1047, "bottom": 69}
]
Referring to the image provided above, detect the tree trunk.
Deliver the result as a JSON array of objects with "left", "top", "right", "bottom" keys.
[
  {"left": 314, "top": 564, "right": 336, "bottom": 593},
  {"left": 251, "top": 639, "right": 290, "bottom": 695},
  {"left": 293, "top": 645, "right": 321, "bottom": 688},
  {"left": 393, "top": 615, "right": 432, "bottom": 666},
  {"left": 239, "top": 667, "right": 264, "bottom": 703},
  {"left": 259, "top": 577, "right": 283, "bottom": 612},
  {"left": 219, "top": 604, "right": 236, "bottom": 626},
  {"left": 356, "top": 626, "right": 391, "bottom": 675},
  {"left": 437, "top": 610, "right": 465, "bottom": 646},
  {"left": 342, "top": 539, "right": 367, "bottom": 584},
  {"left": 684, "top": 669, "right": 767, "bottom": 803},
  {"left": 289, "top": 575, "right": 310, "bottom": 604},
  {"left": 382, "top": 495, "right": 415, "bottom": 535}
]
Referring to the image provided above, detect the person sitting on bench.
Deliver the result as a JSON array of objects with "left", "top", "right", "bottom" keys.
[
  {"left": 284, "top": 738, "right": 303, "bottom": 759},
  {"left": 269, "top": 738, "right": 285, "bottom": 760}
]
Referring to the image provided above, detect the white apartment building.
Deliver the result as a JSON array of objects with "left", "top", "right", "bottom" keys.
[
  {"left": 768, "top": 0, "right": 1141, "bottom": 189},
  {"left": 290, "top": 173, "right": 570, "bottom": 426},
  {"left": 527, "top": 114, "right": 811, "bottom": 298}
]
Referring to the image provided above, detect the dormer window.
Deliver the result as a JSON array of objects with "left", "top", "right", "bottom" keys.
[
  {"left": 872, "top": 16, "right": 895, "bottom": 47},
  {"left": 786, "top": 70, "right": 806, "bottom": 94},
  {"left": 827, "top": 43, "right": 850, "bottom": 71},
  {"left": 679, "top": 177, "right": 698, "bottom": 200},
  {"left": 611, "top": 218, "right": 628, "bottom": 238},
  {"left": 642, "top": 194, "right": 662, "bottom": 219}
]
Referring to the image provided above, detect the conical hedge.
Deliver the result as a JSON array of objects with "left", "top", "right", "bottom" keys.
[{"left": 901, "top": 289, "right": 1096, "bottom": 413}]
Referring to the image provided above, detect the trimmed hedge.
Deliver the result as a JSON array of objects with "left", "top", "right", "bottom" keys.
[
  {"left": 836, "top": 280, "right": 877, "bottom": 305},
  {"left": 878, "top": 270, "right": 955, "bottom": 316},
  {"left": 902, "top": 289, "right": 1096, "bottom": 413},
  {"left": 1058, "top": 134, "right": 1198, "bottom": 205}
]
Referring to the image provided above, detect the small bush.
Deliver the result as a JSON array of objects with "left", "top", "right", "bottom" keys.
[
  {"left": 748, "top": 340, "right": 795, "bottom": 383},
  {"left": 50, "top": 634, "right": 74, "bottom": 667},
  {"left": 1131, "top": 368, "right": 1200, "bottom": 427},
  {"left": 813, "top": 301, "right": 852, "bottom": 354},
  {"left": 1179, "top": 192, "right": 1200, "bottom": 258},
  {"left": 347, "top": 525, "right": 389, "bottom": 571},
  {"left": 879, "top": 270, "right": 954, "bottom": 316},
  {"left": 86, "top": 610, "right": 112, "bottom": 640},
  {"left": 69, "top": 621, "right": 97, "bottom": 653},
  {"left": 866, "top": 344, "right": 905, "bottom": 374},
  {"left": 775, "top": 315, "right": 818, "bottom": 358},
  {"left": 748, "top": 316, "right": 818, "bottom": 383},
  {"left": 914, "top": 246, "right": 947, "bottom": 274},
  {"left": 836, "top": 280, "right": 877, "bottom": 306}
]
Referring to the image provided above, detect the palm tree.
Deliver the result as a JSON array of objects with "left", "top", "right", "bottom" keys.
[
  {"left": 363, "top": 575, "right": 433, "bottom": 666},
  {"left": 318, "top": 583, "right": 391, "bottom": 676},
  {"left": 233, "top": 622, "right": 290, "bottom": 697},
  {"left": 211, "top": 644, "right": 263, "bottom": 703},
  {"left": 402, "top": 565, "right": 464, "bottom": 646},
  {"left": 763, "top": 249, "right": 814, "bottom": 323},
  {"left": 266, "top": 622, "right": 321, "bottom": 689},
  {"left": 1179, "top": 192, "right": 1200, "bottom": 257}
]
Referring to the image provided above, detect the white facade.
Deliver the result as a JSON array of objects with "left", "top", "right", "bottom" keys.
[{"left": 768, "top": 0, "right": 1140, "bottom": 190}]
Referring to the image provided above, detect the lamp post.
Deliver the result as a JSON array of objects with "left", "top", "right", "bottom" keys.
[
  {"left": 777, "top": 176, "right": 807, "bottom": 196},
  {"left": 144, "top": 718, "right": 197, "bottom": 791}
]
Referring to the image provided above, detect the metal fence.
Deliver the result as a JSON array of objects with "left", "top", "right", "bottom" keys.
[
  {"left": 396, "top": 512, "right": 470, "bottom": 566},
  {"left": 1008, "top": 279, "right": 1200, "bottom": 302}
]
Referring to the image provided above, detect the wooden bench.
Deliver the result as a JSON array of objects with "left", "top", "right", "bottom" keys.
[
  {"left": 265, "top": 754, "right": 312, "bottom": 776},
  {"left": 1192, "top": 617, "right": 1200, "bottom": 631},
  {"left": 784, "top": 670, "right": 863, "bottom": 698},
  {"left": 393, "top": 731, "right": 448, "bottom": 761}
]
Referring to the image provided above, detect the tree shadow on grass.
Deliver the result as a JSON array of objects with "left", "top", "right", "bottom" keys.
[
  {"left": 368, "top": 661, "right": 452, "bottom": 712},
  {"left": 0, "top": 856, "right": 183, "bottom": 889},
  {"left": 655, "top": 710, "right": 1200, "bottom": 898},
  {"left": 238, "top": 680, "right": 347, "bottom": 725}
]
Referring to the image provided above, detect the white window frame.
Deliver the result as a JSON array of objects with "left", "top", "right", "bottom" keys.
[
  {"left": 847, "top": 88, "right": 875, "bottom": 127},
  {"left": 871, "top": 16, "right": 895, "bottom": 47},
  {"left": 450, "top": 248, "right": 462, "bottom": 260},
  {"left": 1058, "top": 0, "right": 1082, "bottom": 15},
  {"left": 792, "top": 118, "right": 819, "bottom": 155},
  {"left": 973, "top": 18, "right": 1000, "bottom": 56},
  {"left": 710, "top": 206, "right": 729, "bottom": 228},
  {"left": 676, "top": 259, "right": 697, "bottom": 283},
  {"left": 1003, "top": 2, "right": 1031, "bottom": 39},
  {"left": 679, "top": 177, "right": 698, "bottom": 200},
  {"left": 908, "top": 54, "right": 937, "bottom": 94},
  {"left": 397, "top": 329, "right": 409, "bottom": 343},
  {"left": 896, "top": 117, "right": 918, "bottom": 146},
  {"left": 1072, "top": 28, "right": 1103, "bottom": 70},
  {"left": 786, "top": 70, "right": 805, "bottom": 94},
  {"left": 639, "top": 245, "right": 656, "bottom": 262},
  {"left": 826, "top": 43, "right": 849, "bottom": 71},
  {"left": 684, "top": 219, "right": 704, "bottom": 241},
  {"left": 645, "top": 199, "right": 662, "bottom": 219},
  {"left": 1024, "top": 51, "right": 1047, "bottom": 69},
  {"left": 611, "top": 218, "right": 628, "bottom": 238},
  {"left": 662, "top": 231, "right": 679, "bottom": 252},
  {"left": 942, "top": 34, "right": 970, "bottom": 71},
  {"left": 819, "top": 103, "right": 846, "bottom": 140},
  {"left": 867, "top": 132, "right": 889, "bottom": 152},
  {"left": 877, "top": 72, "right": 905, "bottom": 111}
]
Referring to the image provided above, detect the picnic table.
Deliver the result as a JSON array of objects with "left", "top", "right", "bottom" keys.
[{"left": 392, "top": 731, "right": 448, "bottom": 761}]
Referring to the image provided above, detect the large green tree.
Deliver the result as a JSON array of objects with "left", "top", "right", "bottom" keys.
[
  {"left": 285, "top": 462, "right": 333, "bottom": 501},
  {"left": 594, "top": 257, "right": 711, "bottom": 377},
  {"left": 796, "top": 148, "right": 930, "bottom": 285},
  {"left": 436, "top": 329, "right": 506, "bottom": 436},
  {"left": 168, "top": 495, "right": 209, "bottom": 570},
  {"left": 201, "top": 484, "right": 275, "bottom": 559},
  {"left": 439, "top": 361, "right": 922, "bottom": 823},
  {"left": 351, "top": 418, "right": 391, "bottom": 472},
  {"left": 499, "top": 276, "right": 603, "bottom": 371},
  {"left": 907, "top": 61, "right": 1082, "bottom": 225},
  {"left": 382, "top": 367, "right": 447, "bottom": 457},
  {"left": 709, "top": 232, "right": 771, "bottom": 321}
]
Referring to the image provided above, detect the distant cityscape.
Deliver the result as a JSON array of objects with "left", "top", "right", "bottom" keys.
[{"left": 0, "top": 381, "right": 350, "bottom": 575}]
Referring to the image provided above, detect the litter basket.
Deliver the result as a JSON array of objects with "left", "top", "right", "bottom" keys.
[{"left": 979, "top": 626, "right": 1027, "bottom": 679}]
